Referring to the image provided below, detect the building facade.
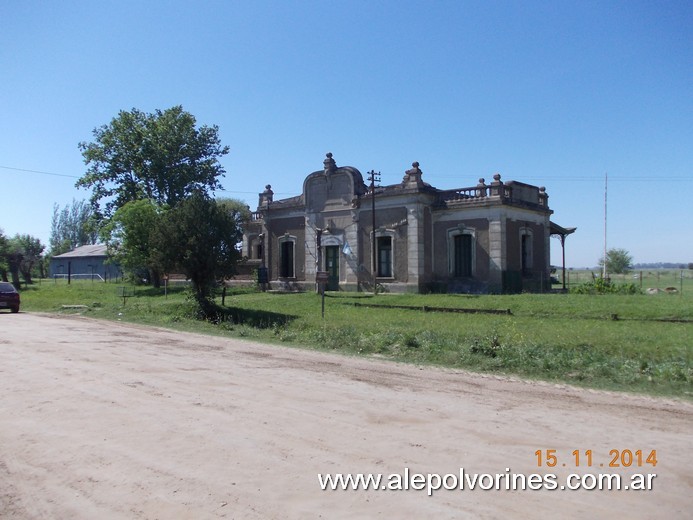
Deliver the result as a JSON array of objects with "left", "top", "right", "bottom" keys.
[
  {"left": 242, "top": 153, "right": 570, "bottom": 293},
  {"left": 49, "top": 244, "right": 121, "bottom": 281}
]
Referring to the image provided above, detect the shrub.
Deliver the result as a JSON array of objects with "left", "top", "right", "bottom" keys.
[{"left": 570, "top": 278, "right": 642, "bottom": 295}]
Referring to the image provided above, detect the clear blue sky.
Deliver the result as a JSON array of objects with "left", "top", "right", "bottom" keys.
[{"left": 1, "top": 0, "right": 691, "bottom": 267}]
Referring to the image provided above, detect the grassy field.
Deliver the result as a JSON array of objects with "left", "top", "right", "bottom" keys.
[{"left": 17, "top": 274, "right": 693, "bottom": 399}]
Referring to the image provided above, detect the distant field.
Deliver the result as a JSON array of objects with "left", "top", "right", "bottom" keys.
[
  {"left": 19, "top": 273, "right": 693, "bottom": 399},
  {"left": 556, "top": 268, "right": 692, "bottom": 291}
]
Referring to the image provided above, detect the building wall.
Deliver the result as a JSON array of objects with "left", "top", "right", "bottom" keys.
[
  {"left": 267, "top": 215, "right": 306, "bottom": 282},
  {"left": 357, "top": 206, "right": 409, "bottom": 290},
  {"left": 49, "top": 257, "right": 120, "bottom": 281},
  {"left": 244, "top": 157, "right": 556, "bottom": 294},
  {"left": 430, "top": 217, "right": 490, "bottom": 292},
  {"left": 505, "top": 219, "right": 549, "bottom": 292}
]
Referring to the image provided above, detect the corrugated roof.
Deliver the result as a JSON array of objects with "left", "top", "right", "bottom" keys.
[{"left": 52, "top": 244, "right": 108, "bottom": 258}]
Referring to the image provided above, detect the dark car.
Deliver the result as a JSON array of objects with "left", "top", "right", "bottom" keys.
[{"left": 0, "top": 282, "right": 20, "bottom": 313}]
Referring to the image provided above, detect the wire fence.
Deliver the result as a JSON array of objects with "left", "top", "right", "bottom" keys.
[
  {"left": 52, "top": 273, "right": 106, "bottom": 282},
  {"left": 560, "top": 270, "right": 691, "bottom": 292}
]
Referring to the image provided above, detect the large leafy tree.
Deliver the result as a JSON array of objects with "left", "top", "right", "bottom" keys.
[
  {"left": 599, "top": 248, "right": 633, "bottom": 274},
  {"left": 151, "top": 193, "right": 242, "bottom": 314},
  {"left": 50, "top": 199, "right": 99, "bottom": 256},
  {"left": 100, "top": 199, "right": 163, "bottom": 286},
  {"left": 76, "top": 106, "right": 228, "bottom": 219}
]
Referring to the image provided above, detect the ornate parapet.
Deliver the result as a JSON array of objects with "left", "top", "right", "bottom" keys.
[
  {"left": 435, "top": 174, "right": 550, "bottom": 211},
  {"left": 401, "top": 161, "right": 425, "bottom": 189},
  {"left": 258, "top": 184, "right": 274, "bottom": 207}
]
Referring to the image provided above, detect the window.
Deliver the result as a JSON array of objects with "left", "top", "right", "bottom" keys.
[
  {"left": 520, "top": 229, "right": 533, "bottom": 273},
  {"left": 447, "top": 227, "right": 475, "bottom": 277},
  {"left": 377, "top": 236, "right": 393, "bottom": 277},
  {"left": 280, "top": 240, "right": 295, "bottom": 278},
  {"left": 454, "top": 234, "right": 472, "bottom": 277}
]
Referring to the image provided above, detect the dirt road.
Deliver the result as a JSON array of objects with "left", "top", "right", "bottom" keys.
[{"left": 1, "top": 313, "right": 691, "bottom": 519}]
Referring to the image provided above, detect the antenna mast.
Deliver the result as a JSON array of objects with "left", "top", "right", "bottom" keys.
[{"left": 603, "top": 172, "right": 608, "bottom": 279}]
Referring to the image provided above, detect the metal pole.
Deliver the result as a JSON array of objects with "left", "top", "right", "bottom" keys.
[
  {"left": 603, "top": 172, "right": 608, "bottom": 279},
  {"left": 266, "top": 203, "right": 271, "bottom": 289},
  {"left": 258, "top": 232, "right": 266, "bottom": 292},
  {"left": 316, "top": 228, "right": 322, "bottom": 294},
  {"left": 368, "top": 170, "right": 380, "bottom": 294},
  {"left": 372, "top": 174, "right": 376, "bottom": 292},
  {"left": 561, "top": 235, "right": 566, "bottom": 291}
]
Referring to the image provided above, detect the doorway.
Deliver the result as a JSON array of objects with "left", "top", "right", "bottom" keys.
[{"left": 325, "top": 246, "right": 340, "bottom": 291}]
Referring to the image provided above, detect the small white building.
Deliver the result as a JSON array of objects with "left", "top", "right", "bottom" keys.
[{"left": 49, "top": 244, "right": 120, "bottom": 281}]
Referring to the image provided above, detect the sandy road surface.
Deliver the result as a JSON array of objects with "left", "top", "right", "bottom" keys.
[{"left": 0, "top": 313, "right": 691, "bottom": 519}]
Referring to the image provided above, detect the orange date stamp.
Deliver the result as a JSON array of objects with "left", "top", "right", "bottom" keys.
[{"left": 535, "top": 449, "right": 657, "bottom": 468}]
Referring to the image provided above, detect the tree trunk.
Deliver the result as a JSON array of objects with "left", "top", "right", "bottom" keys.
[
  {"left": 150, "top": 268, "right": 162, "bottom": 288},
  {"left": 7, "top": 253, "right": 22, "bottom": 288},
  {"left": 20, "top": 268, "right": 33, "bottom": 285}
]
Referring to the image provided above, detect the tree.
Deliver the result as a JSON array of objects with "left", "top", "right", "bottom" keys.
[
  {"left": 599, "top": 248, "right": 633, "bottom": 274},
  {"left": 76, "top": 106, "right": 229, "bottom": 219},
  {"left": 13, "top": 235, "right": 45, "bottom": 284},
  {"left": 0, "top": 229, "right": 8, "bottom": 282},
  {"left": 100, "top": 199, "right": 163, "bottom": 286},
  {"left": 151, "top": 193, "right": 242, "bottom": 315},
  {"left": 0, "top": 235, "right": 45, "bottom": 286},
  {"left": 50, "top": 199, "right": 98, "bottom": 256},
  {"left": 4, "top": 237, "right": 24, "bottom": 288},
  {"left": 216, "top": 197, "right": 252, "bottom": 222},
  {"left": 216, "top": 197, "right": 252, "bottom": 248}
]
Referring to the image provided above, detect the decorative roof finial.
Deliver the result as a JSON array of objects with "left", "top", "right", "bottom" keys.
[
  {"left": 323, "top": 152, "right": 337, "bottom": 174},
  {"left": 402, "top": 161, "right": 424, "bottom": 188},
  {"left": 259, "top": 184, "right": 274, "bottom": 206}
]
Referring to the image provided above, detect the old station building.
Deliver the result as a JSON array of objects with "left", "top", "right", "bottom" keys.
[{"left": 242, "top": 153, "right": 573, "bottom": 293}]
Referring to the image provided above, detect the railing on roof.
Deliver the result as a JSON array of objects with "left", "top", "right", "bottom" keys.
[{"left": 437, "top": 184, "right": 512, "bottom": 205}]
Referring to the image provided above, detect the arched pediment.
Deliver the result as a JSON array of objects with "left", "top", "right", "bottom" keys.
[{"left": 303, "top": 154, "right": 366, "bottom": 212}]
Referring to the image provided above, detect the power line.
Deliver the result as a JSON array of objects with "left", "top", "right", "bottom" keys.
[
  {"left": 0, "top": 165, "right": 299, "bottom": 196},
  {"left": 413, "top": 173, "right": 691, "bottom": 182},
  {"left": 3, "top": 164, "right": 688, "bottom": 185},
  {"left": 218, "top": 188, "right": 297, "bottom": 196},
  {"left": 0, "top": 165, "right": 80, "bottom": 179}
]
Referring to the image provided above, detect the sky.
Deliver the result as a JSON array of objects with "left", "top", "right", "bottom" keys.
[{"left": 1, "top": 0, "right": 691, "bottom": 268}]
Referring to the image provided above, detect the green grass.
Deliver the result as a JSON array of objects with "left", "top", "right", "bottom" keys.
[{"left": 18, "top": 276, "right": 693, "bottom": 400}]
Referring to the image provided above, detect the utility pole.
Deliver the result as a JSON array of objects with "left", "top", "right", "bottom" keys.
[
  {"left": 603, "top": 172, "right": 608, "bottom": 279},
  {"left": 367, "top": 170, "right": 381, "bottom": 294},
  {"left": 315, "top": 227, "right": 323, "bottom": 294}
]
